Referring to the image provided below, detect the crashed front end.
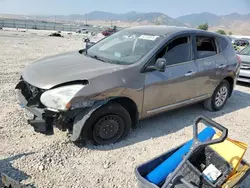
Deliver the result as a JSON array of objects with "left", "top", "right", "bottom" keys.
[{"left": 15, "top": 78, "right": 99, "bottom": 142}]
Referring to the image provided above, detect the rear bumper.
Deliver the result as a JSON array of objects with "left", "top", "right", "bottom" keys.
[{"left": 238, "top": 69, "right": 250, "bottom": 83}]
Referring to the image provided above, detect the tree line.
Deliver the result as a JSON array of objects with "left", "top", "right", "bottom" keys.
[{"left": 197, "top": 23, "right": 232, "bottom": 35}]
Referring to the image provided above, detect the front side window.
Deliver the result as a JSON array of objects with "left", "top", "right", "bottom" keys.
[
  {"left": 196, "top": 36, "right": 217, "bottom": 59},
  {"left": 86, "top": 30, "right": 163, "bottom": 65},
  {"left": 156, "top": 36, "right": 191, "bottom": 65},
  {"left": 240, "top": 46, "right": 250, "bottom": 56}
]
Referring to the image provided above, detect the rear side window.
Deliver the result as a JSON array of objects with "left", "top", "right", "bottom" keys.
[
  {"left": 157, "top": 36, "right": 191, "bottom": 65},
  {"left": 196, "top": 36, "right": 217, "bottom": 59},
  {"left": 218, "top": 37, "right": 229, "bottom": 52}
]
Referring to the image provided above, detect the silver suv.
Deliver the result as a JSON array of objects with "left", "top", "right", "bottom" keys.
[
  {"left": 237, "top": 45, "right": 250, "bottom": 82},
  {"left": 15, "top": 26, "right": 240, "bottom": 145}
]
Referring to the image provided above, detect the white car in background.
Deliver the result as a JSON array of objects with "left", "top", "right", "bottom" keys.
[
  {"left": 228, "top": 36, "right": 238, "bottom": 44},
  {"left": 237, "top": 45, "right": 250, "bottom": 83},
  {"left": 76, "top": 28, "right": 89, "bottom": 34}
]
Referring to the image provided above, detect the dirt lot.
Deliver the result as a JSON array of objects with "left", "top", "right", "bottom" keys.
[{"left": 0, "top": 29, "right": 250, "bottom": 188}]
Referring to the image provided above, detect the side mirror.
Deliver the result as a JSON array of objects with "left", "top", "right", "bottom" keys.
[
  {"left": 83, "top": 37, "right": 96, "bottom": 49},
  {"left": 86, "top": 41, "right": 96, "bottom": 49},
  {"left": 155, "top": 58, "right": 166, "bottom": 72},
  {"left": 144, "top": 58, "right": 167, "bottom": 72}
]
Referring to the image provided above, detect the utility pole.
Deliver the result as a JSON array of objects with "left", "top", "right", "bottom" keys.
[
  {"left": 35, "top": 16, "right": 38, "bottom": 29},
  {"left": 85, "top": 13, "right": 88, "bottom": 25},
  {"left": 54, "top": 16, "right": 56, "bottom": 30}
]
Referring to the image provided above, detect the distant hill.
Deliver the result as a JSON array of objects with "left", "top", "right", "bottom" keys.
[
  {"left": 222, "top": 12, "right": 250, "bottom": 21},
  {"left": 87, "top": 11, "right": 186, "bottom": 26},
  {"left": 51, "top": 11, "right": 186, "bottom": 26},
  {"left": 176, "top": 12, "right": 220, "bottom": 27},
  {"left": 176, "top": 12, "right": 250, "bottom": 27}
]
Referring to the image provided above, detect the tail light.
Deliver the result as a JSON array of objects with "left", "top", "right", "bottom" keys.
[{"left": 236, "top": 55, "right": 241, "bottom": 65}]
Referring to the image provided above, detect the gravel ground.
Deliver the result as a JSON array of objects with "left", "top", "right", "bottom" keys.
[{"left": 0, "top": 29, "right": 250, "bottom": 188}]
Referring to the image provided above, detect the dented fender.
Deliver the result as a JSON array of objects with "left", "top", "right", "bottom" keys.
[{"left": 70, "top": 99, "right": 111, "bottom": 142}]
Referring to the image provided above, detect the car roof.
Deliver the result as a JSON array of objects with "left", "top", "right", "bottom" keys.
[{"left": 124, "top": 25, "right": 203, "bottom": 36}]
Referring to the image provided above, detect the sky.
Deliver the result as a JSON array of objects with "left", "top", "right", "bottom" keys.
[{"left": 0, "top": 0, "right": 250, "bottom": 18}]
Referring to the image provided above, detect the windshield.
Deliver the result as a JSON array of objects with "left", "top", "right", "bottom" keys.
[
  {"left": 86, "top": 30, "right": 162, "bottom": 64},
  {"left": 240, "top": 45, "right": 250, "bottom": 56}
]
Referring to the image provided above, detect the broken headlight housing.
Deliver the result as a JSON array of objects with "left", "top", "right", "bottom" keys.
[{"left": 40, "top": 85, "right": 85, "bottom": 111}]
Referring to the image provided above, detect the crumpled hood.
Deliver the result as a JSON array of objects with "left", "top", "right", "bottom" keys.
[{"left": 22, "top": 51, "right": 123, "bottom": 89}]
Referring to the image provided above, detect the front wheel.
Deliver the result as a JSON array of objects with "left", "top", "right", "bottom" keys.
[
  {"left": 85, "top": 102, "right": 132, "bottom": 145},
  {"left": 204, "top": 80, "right": 230, "bottom": 111}
]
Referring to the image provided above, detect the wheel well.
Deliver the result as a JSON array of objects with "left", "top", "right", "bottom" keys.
[
  {"left": 223, "top": 77, "right": 234, "bottom": 97},
  {"left": 111, "top": 97, "right": 139, "bottom": 128}
]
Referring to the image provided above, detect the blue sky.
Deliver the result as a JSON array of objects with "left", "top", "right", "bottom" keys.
[{"left": 0, "top": 0, "right": 250, "bottom": 18}]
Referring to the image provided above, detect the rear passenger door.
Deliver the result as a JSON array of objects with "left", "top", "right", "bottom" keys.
[{"left": 193, "top": 35, "right": 227, "bottom": 97}]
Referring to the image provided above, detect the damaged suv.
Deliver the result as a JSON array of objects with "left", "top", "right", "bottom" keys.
[{"left": 15, "top": 26, "right": 240, "bottom": 145}]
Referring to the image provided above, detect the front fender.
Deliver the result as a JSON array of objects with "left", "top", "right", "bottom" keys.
[{"left": 70, "top": 99, "right": 111, "bottom": 142}]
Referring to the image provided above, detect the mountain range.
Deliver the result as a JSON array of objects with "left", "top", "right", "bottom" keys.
[
  {"left": 176, "top": 12, "right": 250, "bottom": 27},
  {"left": 2, "top": 11, "right": 250, "bottom": 34},
  {"left": 49, "top": 11, "right": 250, "bottom": 28},
  {"left": 51, "top": 11, "right": 186, "bottom": 26}
]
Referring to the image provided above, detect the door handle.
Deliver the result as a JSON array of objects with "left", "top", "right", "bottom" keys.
[
  {"left": 185, "top": 71, "right": 196, "bottom": 77},
  {"left": 218, "top": 64, "right": 226, "bottom": 69}
]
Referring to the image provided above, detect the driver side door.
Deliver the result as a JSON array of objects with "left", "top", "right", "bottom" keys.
[{"left": 142, "top": 34, "right": 198, "bottom": 117}]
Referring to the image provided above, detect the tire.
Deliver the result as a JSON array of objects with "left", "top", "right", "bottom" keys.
[
  {"left": 204, "top": 80, "right": 230, "bottom": 111},
  {"left": 84, "top": 102, "right": 132, "bottom": 145}
]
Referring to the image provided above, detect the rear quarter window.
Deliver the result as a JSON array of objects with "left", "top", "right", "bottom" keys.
[
  {"left": 218, "top": 36, "right": 230, "bottom": 52},
  {"left": 196, "top": 36, "right": 217, "bottom": 59}
]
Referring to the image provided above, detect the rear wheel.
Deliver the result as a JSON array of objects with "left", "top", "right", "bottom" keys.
[
  {"left": 85, "top": 102, "right": 132, "bottom": 145},
  {"left": 204, "top": 80, "right": 230, "bottom": 111}
]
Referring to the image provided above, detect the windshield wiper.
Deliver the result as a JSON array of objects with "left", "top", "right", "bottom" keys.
[
  {"left": 88, "top": 54, "right": 127, "bottom": 65},
  {"left": 109, "top": 60, "right": 125, "bottom": 65},
  {"left": 89, "top": 55, "right": 107, "bottom": 62}
]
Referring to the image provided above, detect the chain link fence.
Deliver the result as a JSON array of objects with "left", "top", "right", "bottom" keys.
[{"left": 0, "top": 18, "right": 102, "bottom": 33}]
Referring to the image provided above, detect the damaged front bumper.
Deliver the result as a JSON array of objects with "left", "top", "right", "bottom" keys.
[
  {"left": 16, "top": 86, "right": 107, "bottom": 142},
  {"left": 16, "top": 89, "right": 55, "bottom": 134}
]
